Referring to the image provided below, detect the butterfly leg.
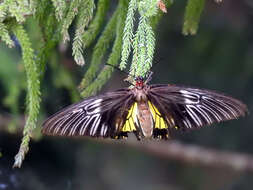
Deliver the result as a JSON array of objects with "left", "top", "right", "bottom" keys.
[
  {"left": 153, "top": 129, "right": 170, "bottom": 140},
  {"left": 117, "top": 132, "right": 128, "bottom": 139},
  {"left": 133, "top": 131, "right": 141, "bottom": 141}
]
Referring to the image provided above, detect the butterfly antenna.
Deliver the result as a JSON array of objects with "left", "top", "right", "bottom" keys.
[
  {"left": 143, "top": 56, "right": 164, "bottom": 82},
  {"left": 105, "top": 63, "right": 135, "bottom": 78},
  {"left": 145, "top": 71, "right": 153, "bottom": 84},
  {"left": 105, "top": 63, "right": 135, "bottom": 86},
  {"left": 153, "top": 55, "right": 164, "bottom": 69}
]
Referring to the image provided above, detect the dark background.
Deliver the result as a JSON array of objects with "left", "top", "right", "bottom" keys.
[{"left": 1, "top": 0, "right": 253, "bottom": 189}]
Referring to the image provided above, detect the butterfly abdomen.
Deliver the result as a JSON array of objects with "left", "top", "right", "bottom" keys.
[
  {"left": 137, "top": 101, "right": 153, "bottom": 138},
  {"left": 132, "top": 87, "right": 154, "bottom": 138}
]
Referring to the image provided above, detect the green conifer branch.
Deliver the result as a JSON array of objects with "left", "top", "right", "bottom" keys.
[
  {"left": 61, "top": 0, "right": 82, "bottom": 42},
  {"left": 29, "top": 0, "right": 37, "bottom": 15},
  {"left": 51, "top": 0, "right": 67, "bottom": 21},
  {"left": 183, "top": 0, "right": 205, "bottom": 35},
  {"left": 130, "top": 0, "right": 158, "bottom": 78},
  {"left": 131, "top": 16, "right": 147, "bottom": 77},
  {"left": 79, "top": 5, "right": 119, "bottom": 91},
  {"left": 11, "top": 24, "right": 41, "bottom": 168},
  {"left": 138, "top": 0, "right": 158, "bottom": 17},
  {"left": 130, "top": 28, "right": 139, "bottom": 78},
  {"left": 13, "top": 134, "right": 30, "bottom": 168},
  {"left": 81, "top": 0, "right": 128, "bottom": 98},
  {"left": 145, "top": 21, "right": 155, "bottom": 72},
  {"left": 0, "top": 0, "right": 35, "bottom": 23},
  {"left": 0, "top": 22, "right": 14, "bottom": 48},
  {"left": 119, "top": 0, "right": 137, "bottom": 70},
  {"left": 0, "top": 3, "right": 8, "bottom": 22},
  {"left": 18, "top": 0, "right": 31, "bottom": 17},
  {"left": 7, "top": 1, "right": 25, "bottom": 23},
  {"left": 36, "top": 0, "right": 50, "bottom": 30},
  {"left": 35, "top": 0, "right": 61, "bottom": 75},
  {"left": 8, "top": 0, "right": 30, "bottom": 23},
  {"left": 82, "top": 0, "right": 110, "bottom": 48},
  {"left": 72, "top": 0, "right": 95, "bottom": 66},
  {"left": 36, "top": 2, "right": 61, "bottom": 73}
]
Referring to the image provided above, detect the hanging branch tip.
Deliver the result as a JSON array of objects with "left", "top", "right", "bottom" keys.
[{"left": 158, "top": 0, "right": 167, "bottom": 13}]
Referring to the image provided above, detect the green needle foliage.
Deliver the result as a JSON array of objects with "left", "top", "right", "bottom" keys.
[
  {"left": 119, "top": 0, "right": 137, "bottom": 71},
  {"left": 0, "top": 3, "right": 8, "bottom": 22},
  {"left": 79, "top": 5, "right": 119, "bottom": 91},
  {"left": 0, "top": 22, "right": 14, "bottom": 47},
  {"left": 0, "top": 0, "right": 220, "bottom": 167},
  {"left": 61, "top": 0, "right": 82, "bottom": 43},
  {"left": 51, "top": 0, "right": 67, "bottom": 21},
  {"left": 81, "top": 0, "right": 128, "bottom": 98},
  {"left": 183, "top": 0, "right": 206, "bottom": 35},
  {"left": 72, "top": 0, "right": 95, "bottom": 66},
  {"left": 82, "top": 0, "right": 110, "bottom": 49},
  {"left": 121, "top": 0, "right": 161, "bottom": 78},
  {"left": 11, "top": 23, "right": 41, "bottom": 168}
]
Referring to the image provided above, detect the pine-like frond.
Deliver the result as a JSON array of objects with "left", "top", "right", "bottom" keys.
[
  {"left": 79, "top": 4, "right": 119, "bottom": 90},
  {"left": 72, "top": 0, "right": 95, "bottom": 65},
  {"left": 61, "top": 0, "right": 82, "bottom": 42},
  {"left": 119, "top": 0, "right": 137, "bottom": 70},
  {"left": 183, "top": 0, "right": 205, "bottom": 35},
  {"left": 51, "top": 0, "right": 67, "bottom": 21},
  {"left": 11, "top": 24, "right": 41, "bottom": 168},
  {"left": 81, "top": 0, "right": 128, "bottom": 97},
  {"left": 0, "top": 22, "right": 14, "bottom": 48},
  {"left": 82, "top": 0, "right": 110, "bottom": 48}
]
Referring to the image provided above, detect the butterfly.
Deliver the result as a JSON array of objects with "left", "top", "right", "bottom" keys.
[{"left": 42, "top": 75, "right": 248, "bottom": 140}]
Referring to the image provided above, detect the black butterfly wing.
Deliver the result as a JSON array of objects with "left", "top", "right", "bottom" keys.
[
  {"left": 148, "top": 84, "right": 248, "bottom": 130},
  {"left": 42, "top": 88, "right": 135, "bottom": 138}
]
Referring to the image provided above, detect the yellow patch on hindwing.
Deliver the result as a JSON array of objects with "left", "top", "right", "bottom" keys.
[
  {"left": 148, "top": 101, "right": 168, "bottom": 129},
  {"left": 121, "top": 102, "right": 138, "bottom": 132}
]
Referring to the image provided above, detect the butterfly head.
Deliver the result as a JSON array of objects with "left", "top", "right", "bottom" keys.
[{"left": 135, "top": 76, "right": 145, "bottom": 89}]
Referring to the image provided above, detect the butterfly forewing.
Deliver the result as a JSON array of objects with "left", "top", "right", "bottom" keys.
[
  {"left": 42, "top": 89, "right": 134, "bottom": 138},
  {"left": 42, "top": 82, "right": 248, "bottom": 140},
  {"left": 148, "top": 84, "right": 247, "bottom": 130}
]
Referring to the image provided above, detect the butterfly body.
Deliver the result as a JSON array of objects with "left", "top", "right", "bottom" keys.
[
  {"left": 42, "top": 77, "right": 248, "bottom": 140},
  {"left": 130, "top": 80, "right": 154, "bottom": 138},
  {"left": 136, "top": 101, "right": 153, "bottom": 138}
]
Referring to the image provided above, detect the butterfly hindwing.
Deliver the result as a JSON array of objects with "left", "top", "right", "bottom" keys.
[
  {"left": 148, "top": 84, "right": 247, "bottom": 130},
  {"left": 42, "top": 89, "right": 134, "bottom": 138}
]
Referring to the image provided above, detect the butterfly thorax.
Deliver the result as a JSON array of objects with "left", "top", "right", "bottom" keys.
[
  {"left": 132, "top": 85, "right": 153, "bottom": 138},
  {"left": 133, "top": 85, "right": 148, "bottom": 101}
]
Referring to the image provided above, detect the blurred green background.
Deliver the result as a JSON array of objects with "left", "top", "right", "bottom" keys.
[{"left": 1, "top": 0, "right": 253, "bottom": 189}]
